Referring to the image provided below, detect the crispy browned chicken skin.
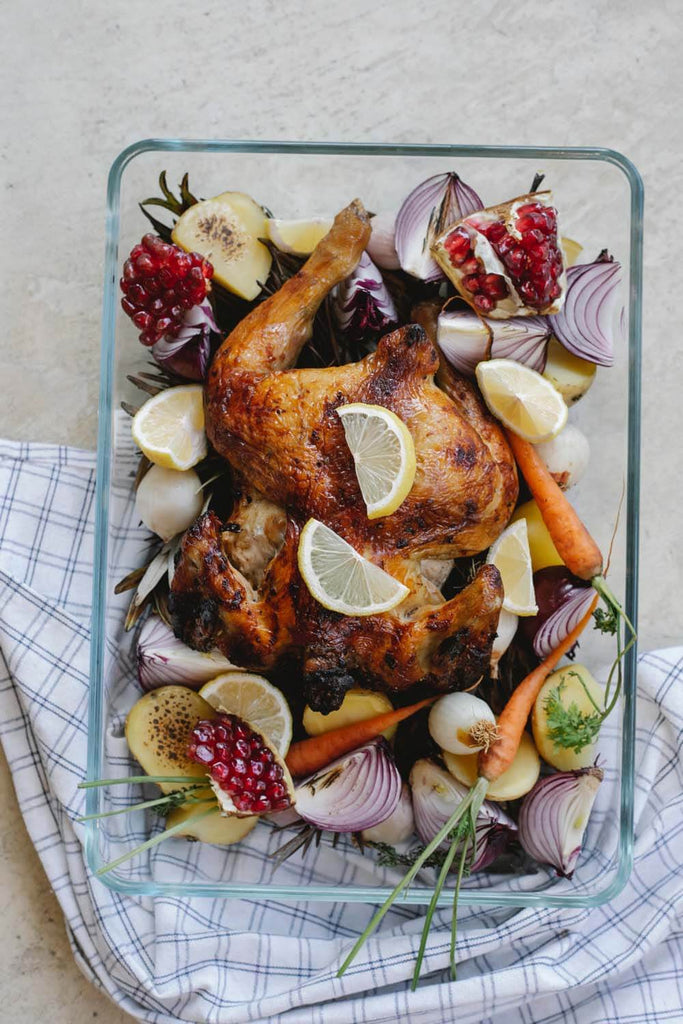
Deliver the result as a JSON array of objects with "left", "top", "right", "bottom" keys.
[{"left": 171, "top": 200, "right": 518, "bottom": 711}]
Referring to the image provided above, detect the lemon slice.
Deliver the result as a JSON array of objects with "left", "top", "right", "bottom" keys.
[
  {"left": 199, "top": 672, "right": 292, "bottom": 756},
  {"left": 298, "top": 518, "right": 409, "bottom": 617},
  {"left": 487, "top": 519, "right": 538, "bottom": 616},
  {"left": 475, "top": 359, "right": 568, "bottom": 443},
  {"left": 266, "top": 217, "right": 333, "bottom": 255},
  {"left": 337, "top": 404, "right": 416, "bottom": 520},
  {"left": 131, "top": 385, "right": 207, "bottom": 471}
]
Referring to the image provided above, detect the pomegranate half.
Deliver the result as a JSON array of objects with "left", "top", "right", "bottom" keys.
[{"left": 432, "top": 191, "right": 566, "bottom": 319}]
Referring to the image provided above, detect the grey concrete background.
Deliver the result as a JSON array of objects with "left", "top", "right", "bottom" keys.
[{"left": 0, "top": 1, "right": 681, "bottom": 1021}]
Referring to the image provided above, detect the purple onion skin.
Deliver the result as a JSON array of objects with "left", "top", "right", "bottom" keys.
[
  {"left": 151, "top": 302, "right": 220, "bottom": 380},
  {"left": 518, "top": 766, "right": 603, "bottom": 878},
  {"left": 520, "top": 567, "right": 590, "bottom": 647}
]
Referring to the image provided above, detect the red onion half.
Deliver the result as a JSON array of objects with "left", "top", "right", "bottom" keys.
[
  {"left": 438, "top": 307, "right": 550, "bottom": 377},
  {"left": 410, "top": 759, "right": 516, "bottom": 872},
  {"left": 522, "top": 567, "right": 594, "bottom": 659},
  {"left": 294, "top": 740, "right": 402, "bottom": 833},
  {"left": 395, "top": 172, "right": 483, "bottom": 282},
  {"left": 549, "top": 255, "right": 623, "bottom": 367},
  {"left": 518, "top": 765, "right": 604, "bottom": 877},
  {"left": 137, "top": 615, "right": 235, "bottom": 691}
]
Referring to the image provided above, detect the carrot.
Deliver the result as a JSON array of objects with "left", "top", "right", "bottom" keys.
[
  {"left": 285, "top": 696, "right": 436, "bottom": 777},
  {"left": 478, "top": 594, "right": 598, "bottom": 783},
  {"left": 505, "top": 428, "right": 603, "bottom": 581}
]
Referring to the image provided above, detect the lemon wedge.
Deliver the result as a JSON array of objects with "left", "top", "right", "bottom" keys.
[
  {"left": 131, "top": 385, "right": 207, "bottom": 471},
  {"left": 337, "top": 403, "right": 416, "bottom": 520},
  {"left": 487, "top": 519, "right": 538, "bottom": 617},
  {"left": 266, "top": 217, "right": 333, "bottom": 255},
  {"left": 298, "top": 518, "right": 409, "bottom": 617},
  {"left": 476, "top": 358, "right": 568, "bottom": 443},
  {"left": 199, "top": 672, "right": 292, "bottom": 756}
]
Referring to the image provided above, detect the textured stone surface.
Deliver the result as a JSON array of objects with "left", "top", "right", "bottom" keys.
[{"left": 0, "top": 1, "right": 681, "bottom": 1020}]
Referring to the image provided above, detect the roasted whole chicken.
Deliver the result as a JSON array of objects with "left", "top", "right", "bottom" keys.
[{"left": 170, "top": 200, "right": 518, "bottom": 712}]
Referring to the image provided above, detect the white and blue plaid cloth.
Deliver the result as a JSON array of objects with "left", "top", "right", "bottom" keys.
[{"left": 0, "top": 435, "right": 682, "bottom": 1024}]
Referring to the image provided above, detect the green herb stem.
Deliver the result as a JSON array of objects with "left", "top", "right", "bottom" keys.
[
  {"left": 95, "top": 804, "right": 218, "bottom": 876},
  {"left": 78, "top": 775, "right": 203, "bottom": 789},
  {"left": 450, "top": 831, "right": 472, "bottom": 980},
  {"left": 337, "top": 777, "right": 489, "bottom": 980},
  {"left": 76, "top": 785, "right": 206, "bottom": 823}
]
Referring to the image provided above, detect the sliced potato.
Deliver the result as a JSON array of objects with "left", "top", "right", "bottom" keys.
[
  {"left": 532, "top": 664, "right": 604, "bottom": 771},
  {"left": 172, "top": 192, "right": 272, "bottom": 301},
  {"left": 303, "top": 688, "right": 396, "bottom": 740},
  {"left": 543, "top": 337, "right": 597, "bottom": 405},
  {"left": 166, "top": 794, "right": 258, "bottom": 845},
  {"left": 125, "top": 686, "right": 216, "bottom": 794},
  {"left": 511, "top": 499, "right": 564, "bottom": 572},
  {"left": 561, "top": 236, "right": 583, "bottom": 267},
  {"left": 443, "top": 729, "right": 540, "bottom": 801}
]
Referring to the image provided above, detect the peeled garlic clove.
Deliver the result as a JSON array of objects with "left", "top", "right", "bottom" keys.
[
  {"left": 135, "top": 464, "right": 204, "bottom": 542},
  {"left": 366, "top": 211, "right": 400, "bottom": 270},
  {"left": 490, "top": 608, "right": 519, "bottom": 677},
  {"left": 428, "top": 691, "right": 497, "bottom": 755}
]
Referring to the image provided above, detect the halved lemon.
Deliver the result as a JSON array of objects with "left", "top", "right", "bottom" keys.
[
  {"left": 298, "top": 518, "right": 409, "bottom": 617},
  {"left": 199, "top": 672, "right": 292, "bottom": 756},
  {"left": 487, "top": 519, "right": 538, "bottom": 617},
  {"left": 475, "top": 359, "right": 568, "bottom": 443},
  {"left": 337, "top": 404, "right": 416, "bottom": 520},
  {"left": 131, "top": 385, "right": 207, "bottom": 471},
  {"left": 266, "top": 217, "right": 333, "bottom": 255}
]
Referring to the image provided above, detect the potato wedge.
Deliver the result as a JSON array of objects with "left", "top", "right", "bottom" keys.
[
  {"left": 443, "top": 729, "right": 540, "bottom": 801},
  {"left": 532, "top": 664, "right": 604, "bottom": 771},
  {"left": 125, "top": 685, "right": 216, "bottom": 794},
  {"left": 166, "top": 793, "right": 258, "bottom": 845}
]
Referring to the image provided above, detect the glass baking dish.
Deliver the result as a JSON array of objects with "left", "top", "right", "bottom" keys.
[{"left": 87, "top": 140, "right": 642, "bottom": 905}]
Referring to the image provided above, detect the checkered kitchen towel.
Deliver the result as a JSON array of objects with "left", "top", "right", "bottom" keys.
[{"left": 0, "top": 435, "right": 682, "bottom": 1024}]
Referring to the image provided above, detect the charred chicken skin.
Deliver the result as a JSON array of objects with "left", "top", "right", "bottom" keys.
[{"left": 170, "top": 200, "right": 518, "bottom": 711}]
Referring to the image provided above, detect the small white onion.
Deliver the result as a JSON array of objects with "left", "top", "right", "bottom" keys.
[
  {"left": 534, "top": 424, "right": 590, "bottom": 491},
  {"left": 361, "top": 783, "right": 415, "bottom": 844},
  {"left": 428, "top": 692, "right": 497, "bottom": 755},
  {"left": 490, "top": 608, "right": 519, "bottom": 677},
  {"left": 366, "top": 211, "right": 400, "bottom": 270},
  {"left": 135, "top": 465, "right": 204, "bottom": 542}
]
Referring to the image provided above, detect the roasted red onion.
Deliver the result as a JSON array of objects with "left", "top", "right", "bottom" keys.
[
  {"left": 395, "top": 172, "right": 483, "bottom": 282},
  {"left": 438, "top": 307, "right": 550, "bottom": 377},
  {"left": 333, "top": 252, "right": 398, "bottom": 344},
  {"left": 518, "top": 765, "right": 604, "bottom": 877},
  {"left": 410, "top": 759, "right": 516, "bottom": 872},
  {"left": 152, "top": 301, "right": 220, "bottom": 380},
  {"left": 137, "top": 615, "right": 236, "bottom": 690},
  {"left": 294, "top": 740, "right": 402, "bottom": 833},
  {"left": 549, "top": 254, "right": 623, "bottom": 367},
  {"left": 521, "top": 567, "right": 594, "bottom": 659}
]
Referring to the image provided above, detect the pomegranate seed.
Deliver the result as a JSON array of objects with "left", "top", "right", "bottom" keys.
[
  {"left": 484, "top": 221, "right": 506, "bottom": 243},
  {"left": 462, "top": 274, "right": 481, "bottom": 294},
  {"left": 132, "top": 311, "right": 153, "bottom": 331},
  {"left": 119, "top": 234, "right": 214, "bottom": 345},
  {"left": 473, "top": 294, "right": 494, "bottom": 312},
  {"left": 461, "top": 258, "right": 480, "bottom": 275},
  {"left": 481, "top": 274, "right": 508, "bottom": 300},
  {"left": 211, "top": 762, "right": 230, "bottom": 782},
  {"left": 187, "top": 713, "right": 293, "bottom": 815}
]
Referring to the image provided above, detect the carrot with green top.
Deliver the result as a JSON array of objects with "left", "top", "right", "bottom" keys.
[{"left": 478, "top": 594, "right": 598, "bottom": 782}]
